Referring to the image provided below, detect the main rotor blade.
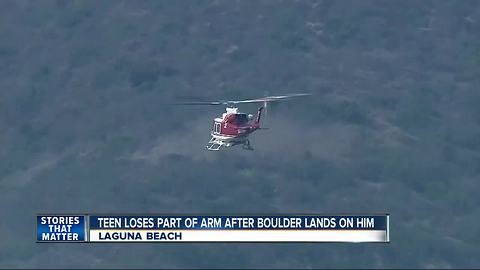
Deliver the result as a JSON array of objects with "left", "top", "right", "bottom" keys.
[
  {"left": 228, "top": 93, "right": 312, "bottom": 104},
  {"left": 173, "top": 101, "right": 225, "bottom": 105},
  {"left": 174, "top": 93, "right": 312, "bottom": 106}
]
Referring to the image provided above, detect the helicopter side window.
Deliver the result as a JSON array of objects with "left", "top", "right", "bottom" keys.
[{"left": 235, "top": 114, "right": 248, "bottom": 125}]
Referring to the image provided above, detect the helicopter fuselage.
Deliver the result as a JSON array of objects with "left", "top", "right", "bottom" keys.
[{"left": 206, "top": 107, "right": 263, "bottom": 150}]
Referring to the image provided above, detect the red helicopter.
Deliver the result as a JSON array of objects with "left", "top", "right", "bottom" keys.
[{"left": 180, "top": 93, "right": 311, "bottom": 151}]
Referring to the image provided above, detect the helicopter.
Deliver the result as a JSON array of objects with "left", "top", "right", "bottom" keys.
[{"left": 178, "top": 93, "right": 311, "bottom": 151}]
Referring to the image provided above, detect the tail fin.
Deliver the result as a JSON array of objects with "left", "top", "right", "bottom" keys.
[{"left": 255, "top": 107, "right": 264, "bottom": 124}]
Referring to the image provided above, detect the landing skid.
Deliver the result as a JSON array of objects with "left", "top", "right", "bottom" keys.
[
  {"left": 206, "top": 137, "right": 254, "bottom": 151},
  {"left": 206, "top": 137, "right": 223, "bottom": 151},
  {"left": 242, "top": 139, "right": 254, "bottom": 151}
]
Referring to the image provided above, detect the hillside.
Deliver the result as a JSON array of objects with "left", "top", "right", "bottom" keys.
[{"left": 1, "top": 1, "right": 480, "bottom": 268}]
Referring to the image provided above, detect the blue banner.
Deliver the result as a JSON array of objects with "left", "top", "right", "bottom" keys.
[{"left": 37, "top": 215, "right": 86, "bottom": 242}]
